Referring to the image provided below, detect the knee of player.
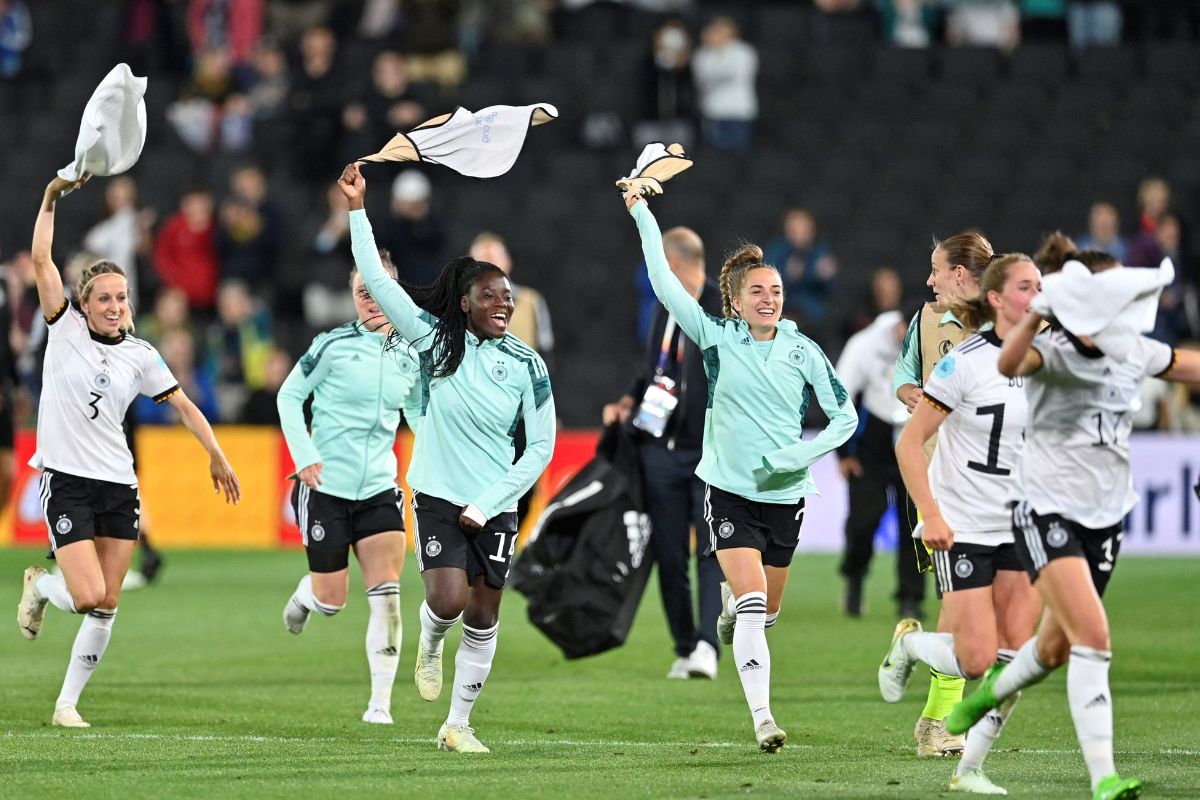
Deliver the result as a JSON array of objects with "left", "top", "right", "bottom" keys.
[
  {"left": 1037, "top": 639, "right": 1071, "bottom": 669},
  {"left": 426, "top": 596, "right": 467, "bottom": 622},
  {"left": 959, "top": 652, "right": 994, "bottom": 680},
  {"left": 314, "top": 587, "right": 348, "bottom": 610},
  {"left": 71, "top": 588, "right": 105, "bottom": 613}
]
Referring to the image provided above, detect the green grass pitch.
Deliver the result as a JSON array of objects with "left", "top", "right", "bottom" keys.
[{"left": 0, "top": 548, "right": 1196, "bottom": 799}]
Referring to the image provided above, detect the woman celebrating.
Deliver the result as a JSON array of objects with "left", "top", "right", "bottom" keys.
[
  {"left": 277, "top": 250, "right": 423, "bottom": 725},
  {"left": 625, "top": 190, "right": 856, "bottom": 751},
  {"left": 16, "top": 174, "right": 239, "bottom": 728},
  {"left": 892, "top": 231, "right": 994, "bottom": 758},
  {"left": 948, "top": 242, "right": 1200, "bottom": 800},
  {"left": 337, "top": 163, "right": 555, "bottom": 753},
  {"left": 878, "top": 254, "right": 1044, "bottom": 795}
]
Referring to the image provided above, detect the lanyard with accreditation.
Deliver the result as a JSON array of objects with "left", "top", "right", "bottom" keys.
[{"left": 632, "top": 315, "right": 686, "bottom": 438}]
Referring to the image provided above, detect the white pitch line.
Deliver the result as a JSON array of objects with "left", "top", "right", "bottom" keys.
[{"left": 1, "top": 732, "right": 1196, "bottom": 756}]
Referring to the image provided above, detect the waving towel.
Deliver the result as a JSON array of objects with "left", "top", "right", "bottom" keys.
[
  {"left": 58, "top": 64, "right": 148, "bottom": 184},
  {"left": 615, "top": 142, "right": 693, "bottom": 196},
  {"left": 1030, "top": 258, "right": 1175, "bottom": 360},
  {"left": 358, "top": 103, "right": 557, "bottom": 178}
]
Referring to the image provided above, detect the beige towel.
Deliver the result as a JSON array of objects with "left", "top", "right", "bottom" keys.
[
  {"left": 359, "top": 103, "right": 557, "bottom": 178},
  {"left": 615, "top": 142, "right": 693, "bottom": 196}
]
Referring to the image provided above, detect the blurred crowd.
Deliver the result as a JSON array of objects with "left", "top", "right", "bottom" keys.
[{"left": 2, "top": 0, "right": 1200, "bottom": 431}]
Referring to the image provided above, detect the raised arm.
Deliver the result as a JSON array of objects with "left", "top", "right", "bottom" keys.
[
  {"left": 761, "top": 347, "right": 858, "bottom": 475},
  {"left": 31, "top": 175, "right": 90, "bottom": 319},
  {"left": 625, "top": 192, "right": 721, "bottom": 349},
  {"left": 338, "top": 164, "right": 437, "bottom": 348},
  {"left": 997, "top": 310, "right": 1045, "bottom": 377}
]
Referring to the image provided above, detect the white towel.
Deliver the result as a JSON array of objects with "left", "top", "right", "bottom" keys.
[
  {"left": 358, "top": 103, "right": 557, "bottom": 178},
  {"left": 1030, "top": 258, "right": 1175, "bottom": 360},
  {"left": 615, "top": 142, "right": 693, "bottom": 196},
  {"left": 58, "top": 64, "right": 148, "bottom": 183}
]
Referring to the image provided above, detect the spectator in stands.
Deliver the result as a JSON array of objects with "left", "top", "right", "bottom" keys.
[
  {"left": 469, "top": 232, "right": 554, "bottom": 369},
  {"left": 399, "top": 0, "right": 466, "bottom": 91},
  {"left": 186, "top": 0, "right": 264, "bottom": 70},
  {"left": 135, "top": 329, "right": 220, "bottom": 424},
  {"left": 287, "top": 26, "right": 343, "bottom": 183},
  {"left": 376, "top": 170, "right": 446, "bottom": 285},
  {"left": 637, "top": 19, "right": 695, "bottom": 147},
  {"left": 239, "top": 346, "right": 291, "bottom": 425},
  {"left": 83, "top": 177, "right": 153, "bottom": 307},
  {"left": 764, "top": 208, "right": 838, "bottom": 330},
  {"left": 877, "top": 0, "right": 939, "bottom": 48},
  {"left": 1067, "top": 0, "right": 1122, "bottom": 48},
  {"left": 846, "top": 265, "right": 904, "bottom": 337},
  {"left": 692, "top": 16, "right": 758, "bottom": 156},
  {"left": 944, "top": 0, "right": 1020, "bottom": 50},
  {"left": 216, "top": 164, "right": 282, "bottom": 290},
  {"left": 0, "top": 0, "right": 32, "bottom": 79},
  {"left": 265, "top": 0, "right": 332, "bottom": 43},
  {"left": 1075, "top": 201, "right": 1128, "bottom": 263},
  {"left": 137, "top": 286, "right": 194, "bottom": 347},
  {"left": 1151, "top": 214, "right": 1195, "bottom": 346},
  {"left": 294, "top": 181, "right": 356, "bottom": 327},
  {"left": 207, "top": 278, "right": 274, "bottom": 419},
  {"left": 338, "top": 50, "right": 428, "bottom": 165},
  {"left": 247, "top": 40, "right": 290, "bottom": 119},
  {"left": 153, "top": 188, "right": 220, "bottom": 312},
  {"left": 167, "top": 47, "right": 256, "bottom": 153}
]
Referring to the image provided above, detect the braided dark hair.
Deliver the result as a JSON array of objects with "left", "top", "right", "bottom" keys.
[{"left": 397, "top": 256, "right": 507, "bottom": 378}]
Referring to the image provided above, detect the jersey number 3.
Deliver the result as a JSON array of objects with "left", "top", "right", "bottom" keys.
[
  {"left": 86, "top": 392, "right": 103, "bottom": 421},
  {"left": 968, "top": 404, "right": 1010, "bottom": 476}
]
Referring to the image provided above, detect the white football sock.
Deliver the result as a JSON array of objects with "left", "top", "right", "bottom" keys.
[
  {"left": 446, "top": 622, "right": 498, "bottom": 726},
  {"left": 765, "top": 611, "right": 779, "bottom": 629},
  {"left": 292, "top": 574, "right": 343, "bottom": 617},
  {"left": 957, "top": 649, "right": 1018, "bottom": 775},
  {"left": 57, "top": 608, "right": 116, "bottom": 707},
  {"left": 901, "top": 631, "right": 966, "bottom": 678},
  {"left": 993, "top": 635, "right": 1051, "bottom": 701},
  {"left": 35, "top": 571, "right": 78, "bottom": 614},
  {"left": 1068, "top": 646, "right": 1115, "bottom": 791},
  {"left": 419, "top": 600, "right": 460, "bottom": 649},
  {"left": 365, "top": 581, "right": 401, "bottom": 710},
  {"left": 732, "top": 592, "right": 772, "bottom": 728}
]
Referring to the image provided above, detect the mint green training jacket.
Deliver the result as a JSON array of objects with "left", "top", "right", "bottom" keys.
[
  {"left": 633, "top": 202, "right": 857, "bottom": 503},
  {"left": 278, "top": 321, "right": 423, "bottom": 501},
  {"left": 349, "top": 209, "right": 556, "bottom": 519}
]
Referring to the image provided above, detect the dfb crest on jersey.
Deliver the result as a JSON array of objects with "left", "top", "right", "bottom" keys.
[
  {"left": 425, "top": 538, "right": 442, "bottom": 557},
  {"left": 954, "top": 558, "right": 974, "bottom": 579},
  {"left": 718, "top": 521, "right": 735, "bottom": 539},
  {"left": 491, "top": 364, "right": 508, "bottom": 382},
  {"left": 94, "top": 373, "right": 111, "bottom": 390},
  {"left": 55, "top": 516, "right": 73, "bottom": 535},
  {"left": 788, "top": 348, "right": 805, "bottom": 366},
  {"left": 310, "top": 523, "right": 325, "bottom": 542},
  {"left": 1046, "top": 521, "right": 1069, "bottom": 548}
]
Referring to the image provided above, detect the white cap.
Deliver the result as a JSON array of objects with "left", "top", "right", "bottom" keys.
[{"left": 392, "top": 170, "right": 431, "bottom": 203}]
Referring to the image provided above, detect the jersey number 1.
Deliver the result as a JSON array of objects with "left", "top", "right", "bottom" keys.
[{"left": 968, "top": 404, "right": 1010, "bottom": 476}]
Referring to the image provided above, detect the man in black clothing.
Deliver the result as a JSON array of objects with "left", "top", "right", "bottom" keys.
[{"left": 603, "top": 226, "right": 724, "bottom": 680}]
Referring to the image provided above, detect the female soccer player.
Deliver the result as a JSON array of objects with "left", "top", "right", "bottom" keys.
[
  {"left": 878, "top": 254, "right": 1044, "bottom": 795},
  {"left": 624, "top": 190, "right": 857, "bottom": 751},
  {"left": 892, "top": 231, "right": 994, "bottom": 758},
  {"left": 337, "top": 163, "right": 555, "bottom": 753},
  {"left": 277, "top": 250, "right": 423, "bottom": 725},
  {"left": 16, "top": 173, "right": 240, "bottom": 727},
  {"left": 948, "top": 242, "right": 1200, "bottom": 800}
]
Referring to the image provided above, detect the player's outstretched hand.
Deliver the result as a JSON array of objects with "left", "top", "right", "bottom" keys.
[
  {"left": 46, "top": 173, "right": 90, "bottom": 200},
  {"left": 623, "top": 189, "right": 645, "bottom": 212},
  {"left": 298, "top": 463, "right": 323, "bottom": 490},
  {"left": 211, "top": 452, "right": 241, "bottom": 505},
  {"left": 920, "top": 514, "right": 954, "bottom": 551},
  {"left": 338, "top": 163, "right": 366, "bottom": 206}
]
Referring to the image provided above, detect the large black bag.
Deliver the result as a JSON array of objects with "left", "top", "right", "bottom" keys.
[{"left": 510, "top": 424, "right": 652, "bottom": 659}]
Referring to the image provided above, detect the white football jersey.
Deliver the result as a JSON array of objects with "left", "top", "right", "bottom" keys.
[
  {"left": 29, "top": 303, "right": 178, "bottom": 484},
  {"left": 1016, "top": 328, "right": 1174, "bottom": 529},
  {"left": 920, "top": 331, "right": 1027, "bottom": 544}
]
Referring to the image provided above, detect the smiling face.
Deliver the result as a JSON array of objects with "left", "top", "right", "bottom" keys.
[
  {"left": 731, "top": 266, "right": 784, "bottom": 333},
  {"left": 989, "top": 259, "right": 1041, "bottom": 330},
  {"left": 460, "top": 271, "right": 514, "bottom": 340},
  {"left": 81, "top": 273, "right": 130, "bottom": 337}
]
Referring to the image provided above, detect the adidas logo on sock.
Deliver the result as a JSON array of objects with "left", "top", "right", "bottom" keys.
[
  {"left": 462, "top": 682, "right": 483, "bottom": 692},
  {"left": 79, "top": 654, "right": 99, "bottom": 667},
  {"left": 1085, "top": 693, "right": 1110, "bottom": 709},
  {"left": 377, "top": 646, "right": 398, "bottom": 656},
  {"left": 739, "top": 659, "right": 762, "bottom": 673}
]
